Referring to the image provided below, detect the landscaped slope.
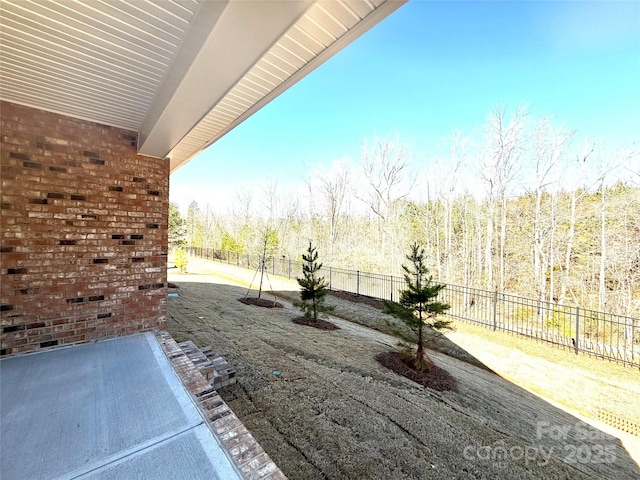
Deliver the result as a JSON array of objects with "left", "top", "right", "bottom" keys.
[{"left": 167, "top": 262, "right": 638, "bottom": 480}]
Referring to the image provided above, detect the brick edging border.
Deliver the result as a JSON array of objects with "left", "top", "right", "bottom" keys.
[{"left": 155, "top": 331, "right": 287, "bottom": 480}]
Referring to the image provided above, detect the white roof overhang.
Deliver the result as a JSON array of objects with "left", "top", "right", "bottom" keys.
[{"left": 0, "top": 0, "right": 406, "bottom": 173}]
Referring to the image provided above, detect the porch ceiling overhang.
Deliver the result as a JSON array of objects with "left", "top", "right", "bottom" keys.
[{"left": 0, "top": 0, "right": 405, "bottom": 173}]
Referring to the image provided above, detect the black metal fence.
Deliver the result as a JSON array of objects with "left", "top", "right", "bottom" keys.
[{"left": 185, "top": 247, "right": 640, "bottom": 368}]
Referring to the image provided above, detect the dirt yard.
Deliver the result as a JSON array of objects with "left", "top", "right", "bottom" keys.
[{"left": 167, "top": 258, "right": 639, "bottom": 479}]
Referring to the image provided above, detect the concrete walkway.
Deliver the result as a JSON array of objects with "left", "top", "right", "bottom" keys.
[{"left": 0, "top": 333, "right": 242, "bottom": 480}]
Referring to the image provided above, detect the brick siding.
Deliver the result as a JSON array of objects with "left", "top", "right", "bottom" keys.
[{"left": 1, "top": 102, "right": 168, "bottom": 356}]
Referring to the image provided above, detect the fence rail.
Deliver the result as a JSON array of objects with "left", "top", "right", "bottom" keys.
[{"left": 185, "top": 247, "right": 640, "bottom": 368}]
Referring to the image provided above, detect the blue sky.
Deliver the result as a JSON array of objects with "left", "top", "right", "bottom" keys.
[{"left": 170, "top": 0, "right": 640, "bottom": 210}]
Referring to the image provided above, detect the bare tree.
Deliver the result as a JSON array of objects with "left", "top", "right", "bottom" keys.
[
  {"left": 530, "top": 117, "right": 575, "bottom": 307},
  {"left": 606, "top": 185, "right": 640, "bottom": 318},
  {"left": 318, "top": 160, "right": 351, "bottom": 264},
  {"left": 174, "top": 105, "right": 639, "bottom": 318},
  {"left": 234, "top": 188, "right": 253, "bottom": 225},
  {"left": 555, "top": 140, "right": 595, "bottom": 306},
  {"left": 201, "top": 204, "right": 218, "bottom": 251},
  {"left": 480, "top": 104, "right": 528, "bottom": 290},
  {"left": 359, "top": 135, "right": 415, "bottom": 271},
  {"left": 277, "top": 191, "right": 304, "bottom": 259},
  {"left": 420, "top": 131, "right": 467, "bottom": 280},
  {"left": 443, "top": 131, "right": 467, "bottom": 280},
  {"left": 596, "top": 147, "right": 636, "bottom": 311},
  {"left": 186, "top": 200, "right": 201, "bottom": 248}
]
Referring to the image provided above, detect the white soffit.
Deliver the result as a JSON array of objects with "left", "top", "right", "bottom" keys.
[
  {"left": 0, "top": 0, "right": 200, "bottom": 130},
  {"left": 141, "top": 0, "right": 314, "bottom": 165},
  {"left": 167, "top": 0, "right": 406, "bottom": 173},
  {"left": 0, "top": 0, "right": 406, "bottom": 172}
]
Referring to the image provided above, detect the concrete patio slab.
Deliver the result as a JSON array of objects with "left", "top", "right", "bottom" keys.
[{"left": 0, "top": 333, "right": 242, "bottom": 480}]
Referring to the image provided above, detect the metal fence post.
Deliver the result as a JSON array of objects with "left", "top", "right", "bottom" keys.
[
  {"left": 329, "top": 267, "right": 332, "bottom": 291},
  {"left": 492, "top": 290, "right": 498, "bottom": 331},
  {"left": 575, "top": 307, "right": 580, "bottom": 355},
  {"left": 390, "top": 275, "right": 394, "bottom": 302},
  {"left": 357, "top": 270, "right": 360, "bottom": 297}
]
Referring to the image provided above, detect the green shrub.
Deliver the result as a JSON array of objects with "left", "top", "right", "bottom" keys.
[{"left": 174, "top": 248, "right": 188, "bottom": 273}]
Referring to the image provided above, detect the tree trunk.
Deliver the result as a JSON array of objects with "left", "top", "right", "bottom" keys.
[
  {"left": 599, "top": 180, "right": 606, "bottom": 311},
  {"left": 533, "top": 188, "right": 546, "bottom": 307},
  {"left": 559, "top": 191, "right": 577, "bottom": 305},
  {"left": 485, "top": 201, "right": 494, "bottom": 290},
  {"left": 548, "top": 193, "right": 557, "bottom": 305},
  {"left": 500, "top": 195, "right": 507, "bottom": 291}
]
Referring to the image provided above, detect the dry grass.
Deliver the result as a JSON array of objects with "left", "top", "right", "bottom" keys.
[
  {"left": 274, "top": 288, "right": 493, "bottom": 372},
  {"left": 446, "top": 319, "right": 640, "bottom": 428},
  {"left": 451, "top": 319, "right": 638, "bottom": 383},
  {"left": 166, "top": 259, "right": 640, "bottom": 479}
]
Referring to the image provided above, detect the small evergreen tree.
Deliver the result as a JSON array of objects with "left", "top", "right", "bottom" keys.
[
  {"left": 384, "top": 243, "right": 451, "bottom": 371},
  {"left": 168, "top": 202, "right": 186, "bottom": 249},
  {"left": 297, "top": 242, "right": 333, "bottom": 321},
  {"left": 174, "top": 247, "right": 188, "bottom": 273}
]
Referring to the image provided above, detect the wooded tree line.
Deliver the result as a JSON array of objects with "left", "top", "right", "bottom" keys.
[{"left": 170, "top": 106, "right": 639, "bottom": 317}]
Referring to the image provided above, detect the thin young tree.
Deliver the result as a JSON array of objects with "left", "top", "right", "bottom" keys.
[
  {"left": 255, "top": 225, "right": 279, "bottom": 299},
  {"left": 359, "top": 135, "right": 415, "bottom": 271},
  {"left": 297, "top": 242, "right": 333, "bottom": 322},
  {"left": 384, "top": 243, "right": 451, "bottom": 371},
  {"left": 480, "top": 104, "right": 528, "bottom": 291}
]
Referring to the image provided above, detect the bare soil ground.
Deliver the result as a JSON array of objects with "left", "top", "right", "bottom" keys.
[
  {"left": 239, "top": 297, "right": 284, "bottom": 308},
  {"left": 292, "top": 316, "right": 340, "bottom": 331},
  {"left": 167, "top": 258, "right": 639, "bottom": 479},
  {"left": 375, "top": 351, "right": 458, "bottom": 392}
]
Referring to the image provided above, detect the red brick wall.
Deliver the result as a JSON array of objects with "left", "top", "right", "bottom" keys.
[{"left": 1, "top": 102, "right": 168, "bottom": 356}]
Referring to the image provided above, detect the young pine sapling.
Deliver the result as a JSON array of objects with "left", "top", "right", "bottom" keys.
[
  {"left": 297, "top": 242, "right": 334, "bottom": 322},
  {"left": 384, "top": 243, "right": 451, "bottom": 371}
]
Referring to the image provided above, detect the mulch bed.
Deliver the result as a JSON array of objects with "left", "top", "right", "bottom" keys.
[
  {"left": 375, "top": 351, "right": 458, "bottom": 392},
  {"left": 239, "top": 297, "right": 283, "bottom": 308},
  {"left": 329, "top": 290, "right": 385, "bottom": 310},
  {"left": 292, "top": 316, "right": 340, "bottom": 330}
]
